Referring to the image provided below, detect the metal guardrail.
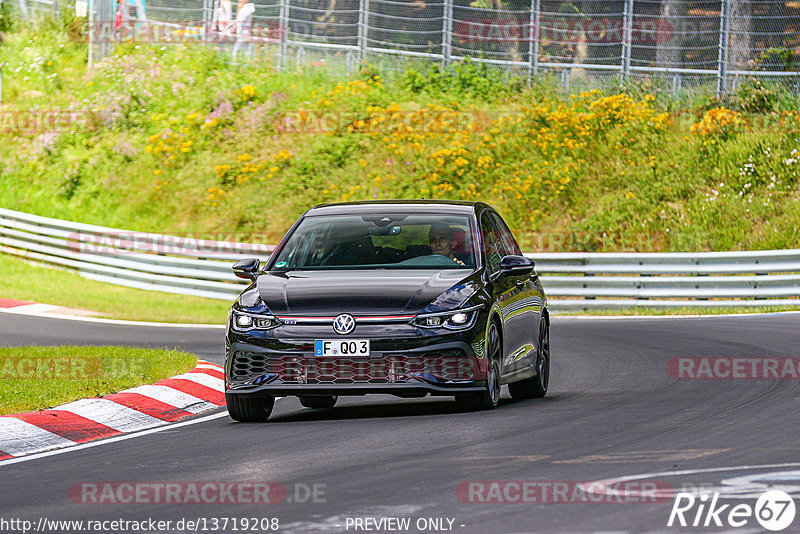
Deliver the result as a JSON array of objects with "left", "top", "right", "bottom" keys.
[
  {"left": 2, "top": 208, "right": 800, "bottom": 310},
  {"left": 0, "top": 207, "right": 273, "bottom": 301},
  {"left": 529, "top": 251, "right": 800, "bottom": 310}
]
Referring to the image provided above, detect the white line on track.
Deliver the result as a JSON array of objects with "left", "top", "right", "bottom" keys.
[
  {"left": 0, "top": 307, "right": 224, "bottom": 328},
  {"left": 591, "top": 462, "right": 800, "bottom": 485},
  {"left": 0, "top": 410, "right": 231, "bottom": 467}
]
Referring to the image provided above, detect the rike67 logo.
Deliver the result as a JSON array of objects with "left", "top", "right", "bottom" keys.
[{"left": 668, "top": 490, "right": 796, "bottom": 531}]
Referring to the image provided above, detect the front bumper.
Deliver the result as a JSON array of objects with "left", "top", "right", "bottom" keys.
[{"left": 225, "top": 336, "right": 487, "bottom": 398}]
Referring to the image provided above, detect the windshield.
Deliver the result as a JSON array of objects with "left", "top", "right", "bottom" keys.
[{"left": 270, "top": 213, "right": 477, "bottom": 270}]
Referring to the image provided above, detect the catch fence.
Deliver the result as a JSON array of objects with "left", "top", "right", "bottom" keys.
[{"left": 7, "top": 0, "right": 800, "bottom": 96}]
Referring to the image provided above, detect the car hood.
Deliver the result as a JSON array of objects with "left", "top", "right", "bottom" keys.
[{"left": 254, "top": 269, "right": 478, "bottom": 315}]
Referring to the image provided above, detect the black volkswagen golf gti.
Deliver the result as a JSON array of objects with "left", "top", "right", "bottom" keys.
[{"left": 225, "top": 201, "right": 550, "bottom": 421}]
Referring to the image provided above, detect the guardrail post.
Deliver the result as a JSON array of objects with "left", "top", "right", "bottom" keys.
[
  {"left": 716, "top": 0, "right": 730, "bottom": 97},
  {"left": 357, "top": 0, "right": 369, "bottom": 66},
  {"left": 527, "top": 0, "right": 540, "bottom": 84},
  {"left": 442, "top": 0, "right": 453, "bottom": 67},
  {"left": 621, "top": 0, "right": 633, "bottom": 84},
  {"left": 278, "top": 0, "right": 288, "bottom": 71}
]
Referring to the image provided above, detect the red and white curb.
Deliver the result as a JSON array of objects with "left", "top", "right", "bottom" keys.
[{"left": 0, "top": 360, "right": 226, "bottom": 461}]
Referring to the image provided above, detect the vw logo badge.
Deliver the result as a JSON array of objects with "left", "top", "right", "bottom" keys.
[{"left": 333, "top": 314, "right": 356, "bottom": 335}]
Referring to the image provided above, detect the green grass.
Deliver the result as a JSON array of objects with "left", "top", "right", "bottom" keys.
[
  {"left": 0, "top": 345, "right": 196, "bottom": 414},
  {"left": 0, "top": 253, "right": 231, "bottom": 323}
]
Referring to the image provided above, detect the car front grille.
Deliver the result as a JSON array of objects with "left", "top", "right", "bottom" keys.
[{"left": 230, "top": 350, "right": 474, "bottom": 384}]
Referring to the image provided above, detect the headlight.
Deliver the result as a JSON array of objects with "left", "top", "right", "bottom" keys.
[
  {"left": 231, "top": 311, "right": 281, "bottom": 331},
  {"left": 411, "top": 305, "right": 481, "bottom": 330}
]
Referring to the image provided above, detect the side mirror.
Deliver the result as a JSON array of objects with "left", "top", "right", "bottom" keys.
[
  {"left": 233, "top": 258, "right": 260, "bottom": 281},
  {"left": 499, "top": 255, "right": 534, "bottom": 277}
]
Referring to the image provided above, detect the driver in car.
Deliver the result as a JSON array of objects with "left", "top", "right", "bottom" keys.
[{"left": 429, "top": 223, "right": 466, "bottom": 266}]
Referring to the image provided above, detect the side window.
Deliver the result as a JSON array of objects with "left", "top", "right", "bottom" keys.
[
  {"left": 490, "top": 212, "right": 522, "bottom": 256},
  {"left": 480, "top": 213, "right": 503, "bottom": 275}
]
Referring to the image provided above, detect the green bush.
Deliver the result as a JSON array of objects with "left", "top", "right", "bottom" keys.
[
  {"left": 0, "top": 1, "right": 15, "bottom": 35},
  {"left": 735, "top": 78, "right": 777, "bottom": 113},
  {"left": 402, "top": 58, "right": 523, "bottom": 101}
]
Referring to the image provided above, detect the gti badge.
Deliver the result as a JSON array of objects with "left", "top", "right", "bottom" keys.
[{"left": 333, "top": 313, "right": 356, "bottom": 335}]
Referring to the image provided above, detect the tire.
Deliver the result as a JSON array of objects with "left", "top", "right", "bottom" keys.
[
  {"left": 299, "top": 395, "right": 338, "bottom": 409},
  {"left": 225, "top": 393, "right": 275, "bottom": 422},
  {"left": 455, "top": 322, "right": 502, "bottom": 411},
  {"left": 508, "top": 317, "right": 550, "bottom": 399}
]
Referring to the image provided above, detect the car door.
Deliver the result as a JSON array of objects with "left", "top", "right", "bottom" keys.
[
  {"left": 480, "top": 212, "right": 525, "bottom": 378},
  {"left": 489, "top": 212, "right": 544, "bottom": 376}
]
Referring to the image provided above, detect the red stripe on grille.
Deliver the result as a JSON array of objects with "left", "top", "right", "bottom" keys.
[
  {"left": 155, "top": 379, "right": 226, "bottom": 406},
  {"left": 103, "top": 392, "right": 193, "bottom": 422},
  {"left": 14, "top": 411, "right": 121, "bottom": 443}
]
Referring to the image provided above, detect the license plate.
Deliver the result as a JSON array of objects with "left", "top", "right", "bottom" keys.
[{"left": 314, "top": 339, "right": 370, "bottom": 356}]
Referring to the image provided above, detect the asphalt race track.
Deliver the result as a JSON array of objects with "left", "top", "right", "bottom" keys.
[{"left": 2, "top": 312, "right": 800, "bottom": 533}]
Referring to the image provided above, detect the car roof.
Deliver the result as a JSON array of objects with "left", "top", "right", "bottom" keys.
[{"left": 306, "top": 200, "right": 490, "bottom": 216}]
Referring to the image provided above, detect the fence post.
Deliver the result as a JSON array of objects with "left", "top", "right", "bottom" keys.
[
  {"left": 202, "top": 0, "right": 209, "bottom": 46},
  {"left": 16, "top": 0, "right": 27, "bottom": 18},
  {"left": 88, "top": 0, "right": 94, "bottom": 69},
  {"left": 442, "top": 0, "right": 452, "bottom": 66},
  {"left": 527, "top": 0, "right": 540, "bottom": 84},
  {"left": 716, "top": 0, "right": 730, "bottom": 97},
  {"left": 357, "top": 0, "right": 369, "bottom": 66},
  {"left": 278, "top": 0, "right": 288, "bottom": 70},
  {"left": 621, "top": 0, "right": 633, "bottom": 84},
  {"left": 0, "top": 61, "right": 5, "bottom": 106}
]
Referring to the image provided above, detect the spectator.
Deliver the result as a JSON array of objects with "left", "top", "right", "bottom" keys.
[{"left": 232, "top": 0, "right": 255, "bottom": 59}]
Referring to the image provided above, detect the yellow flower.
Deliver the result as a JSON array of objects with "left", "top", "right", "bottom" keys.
[{"left": 239, "top": 85, "right": 257, "bottom": 100}]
